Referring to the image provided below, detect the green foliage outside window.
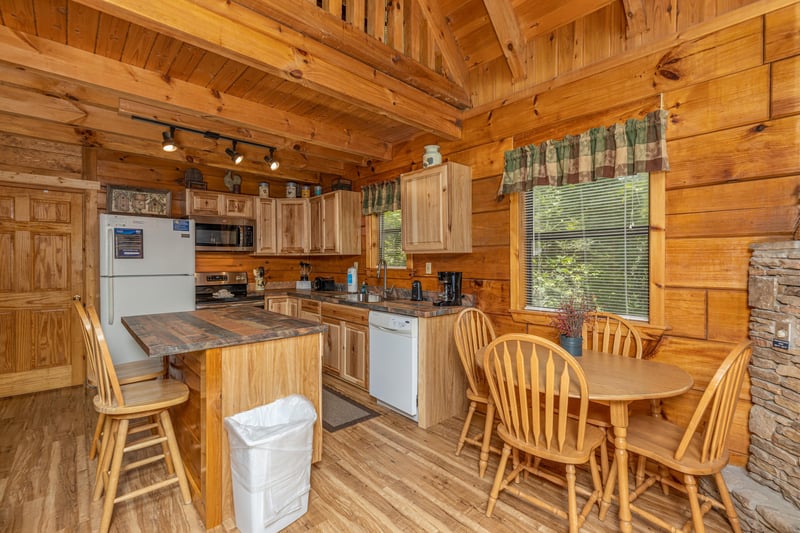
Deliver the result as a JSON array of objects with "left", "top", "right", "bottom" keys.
[{"left": 379, "top": 210, "right": 407, "bottom": 268}]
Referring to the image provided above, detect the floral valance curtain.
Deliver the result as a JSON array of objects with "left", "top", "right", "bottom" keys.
[
  {"left": 498, "top": 110, "right": 669, "bottom": 197},
  {"left": 362, "top": 178, "right": 401, "bottom": 215}
]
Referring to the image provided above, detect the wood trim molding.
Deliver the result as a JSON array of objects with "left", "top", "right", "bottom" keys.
[{"left": 0, "top": 170, "right": 101, "bottom": 191}]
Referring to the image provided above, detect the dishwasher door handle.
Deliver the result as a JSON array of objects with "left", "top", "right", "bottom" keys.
[{"left": 370, "top": 324, "right": 411, "bottom": 336}]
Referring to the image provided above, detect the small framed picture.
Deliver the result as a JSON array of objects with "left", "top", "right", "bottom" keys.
[{"left": 107, "top": 186, "right": 172, "bottom": 217}]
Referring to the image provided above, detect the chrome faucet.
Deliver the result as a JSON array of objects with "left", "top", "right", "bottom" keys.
[{"left": 376, "top": 259, "right": 394, "bottom": 298}]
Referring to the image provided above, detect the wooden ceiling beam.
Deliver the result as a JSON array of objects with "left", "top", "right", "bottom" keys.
[
  {"left": 71, "top": 0, "right": 464, "bottom": 140},
  {"left": 415, "top": 0, "right": 470, "bottom": 89},
  {"left": 0, "top": 24, "right": 392, "bottom": 161},
  {"left": 481, "top": 0, "right": 527, "bottom": 82}
]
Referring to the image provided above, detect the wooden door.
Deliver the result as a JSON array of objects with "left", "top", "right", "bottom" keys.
[
  {"left": 255, "top": 198, "right": 276, "bottom": 254},
  {"left": 0, "top": 185, "right": 85, "bottom": 396},
  {"left": 321, "top": 316, "right": 341, "bottom": 373},
  {"left": 309, "top": 196, "right": 324, "bottom": 253},
  {"left": 401, "top": 166, "right": 448, "bottom": 251}
]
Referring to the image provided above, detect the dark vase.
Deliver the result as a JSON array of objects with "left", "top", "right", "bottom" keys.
[{"left": 559, "top": 334, "right": 583, "bottom": 357}]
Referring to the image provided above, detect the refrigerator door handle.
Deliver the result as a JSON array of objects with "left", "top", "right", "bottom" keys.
[
  {"left": 105, "top": 226, "right": 115, "bottom": 325},
  {"left": 106, "top": 277, "right": 114, "bottom": 325}
]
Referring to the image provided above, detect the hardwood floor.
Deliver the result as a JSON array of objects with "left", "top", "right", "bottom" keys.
[{"left": 0, "top": 378, "right": 734, "bottom": 532}]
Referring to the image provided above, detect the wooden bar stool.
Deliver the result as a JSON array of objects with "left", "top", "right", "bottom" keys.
[
  {"left": 74, "top": 300, "right": 167, "bottom": 460},
  {"left": 76, "top": 302, "right": 192, "bottom": 533}
]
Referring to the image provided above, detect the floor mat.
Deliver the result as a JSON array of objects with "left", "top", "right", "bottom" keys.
[{"left": 322, "top": 387, "right": 379, "bottom": 432}]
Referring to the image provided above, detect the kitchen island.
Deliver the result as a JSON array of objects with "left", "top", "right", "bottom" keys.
[{"left": 122, "top": 306, "right": 325, "bottom": 530}]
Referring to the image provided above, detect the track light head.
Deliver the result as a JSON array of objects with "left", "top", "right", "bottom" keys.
[
  {"left": 226, "top": 141, "right": 244, "bottom": 165},
  {"left": 161, "top": 127, "right": 177, "bottom": 152},
  {"left": 265, "top": 147, "right": 280, "bottom": 171}
]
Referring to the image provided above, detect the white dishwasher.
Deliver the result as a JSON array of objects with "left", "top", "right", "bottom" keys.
[{"left": 369, "top": 311, "right": 419, "bottom": 420}]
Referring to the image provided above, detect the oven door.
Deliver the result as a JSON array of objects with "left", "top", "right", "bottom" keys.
[{"left": 195, "top": 298, "right": 264, "bottom": 310}]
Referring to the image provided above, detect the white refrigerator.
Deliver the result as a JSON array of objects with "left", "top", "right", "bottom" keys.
[{"left": 99, "top": 214, "right": 195, "bottom": 364}]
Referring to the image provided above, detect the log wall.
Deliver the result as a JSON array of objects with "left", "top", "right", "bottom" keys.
[
  {"left": 348, "top": 4, "right": 800, "bottom": 465},
  {"left": 1, "top": 3, "right": 798, "bottom": 465}
]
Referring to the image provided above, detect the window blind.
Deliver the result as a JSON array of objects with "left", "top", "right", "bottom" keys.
[{"left": 523, "top": 174, "right": 649, "bottom": 319}]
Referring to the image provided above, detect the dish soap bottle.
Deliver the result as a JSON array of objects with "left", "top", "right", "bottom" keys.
[
  {"left": 347, "top": 264, "right": 358, "bottom": 293},
  {"left": 361, "top": 282, "right": 368, "bottom": 296}
]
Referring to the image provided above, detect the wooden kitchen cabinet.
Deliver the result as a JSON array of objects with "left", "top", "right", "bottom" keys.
[
  {"left": 276, "top": 198, "right": 309, "bottom": 254},
  {"left": 321, "top": 302, "right": 369, "bottom": 390},
  {"left": 400, "top": 162, "right": 472, "bottom": 253},
  {"left": 255, "top": 197, "right": 276, "bottom": 254},
  {"left": 266, "top": 295, "right": 298, "bottom": 316},
  {"left": 309, "top": 191, "right": 361, "bottom": 255},
  {"left": 185, "top": 189, "right": 255, "bottom": 218}
]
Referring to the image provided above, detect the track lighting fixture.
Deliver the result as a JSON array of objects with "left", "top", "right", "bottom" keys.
[
  {"left": 225, "top": 140, "right": 244, "bottom": 165},
  {"left": 131, "top": 115, "right": 277, "bottom": 167},
  {"left": 161, "top": 127, "right": 177, "bottom": 152},
  {"left": 265, "top": 147, "right": 280, "bottom": 171}
]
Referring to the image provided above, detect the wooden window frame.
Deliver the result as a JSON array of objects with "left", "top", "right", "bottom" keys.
[{"left": 509, "top": 172, "right": 666, "bottom": 335}]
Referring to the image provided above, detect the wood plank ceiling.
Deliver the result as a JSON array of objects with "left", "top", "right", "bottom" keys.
[{"left": 0, "top": 0, "right": 626, "bottom": 181}]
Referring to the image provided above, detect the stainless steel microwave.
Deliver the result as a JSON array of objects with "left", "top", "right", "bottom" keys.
[{"left": 192, "top": 216, "right": 255, "bottom": 252}]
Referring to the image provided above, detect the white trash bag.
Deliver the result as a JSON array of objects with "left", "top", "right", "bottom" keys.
[{"left": 224, "top": 394, "right": 317, "bottom": 533}]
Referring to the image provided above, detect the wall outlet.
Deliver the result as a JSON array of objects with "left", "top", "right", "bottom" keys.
[
  {"left": 776, "top": 320, "right": 793, "bottom": 345},
  {"left": 425, "top": 262, "right": 432, "bottom": 274},
  {"left": 354, "top": 261, "right": 358, "bottom": 270}
]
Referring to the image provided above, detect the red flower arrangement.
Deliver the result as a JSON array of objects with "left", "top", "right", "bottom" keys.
[{"left": 550, "top": 294, "right": 596, "bottom": 338}]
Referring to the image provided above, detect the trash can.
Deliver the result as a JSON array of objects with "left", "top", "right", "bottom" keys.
[{"left": 224, "top": 395, "right": 317, "bottom": 533}]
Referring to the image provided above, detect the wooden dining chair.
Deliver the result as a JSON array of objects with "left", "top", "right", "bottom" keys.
[
  {"left": 77, "top": 302, "right": 192, "bottom": 533},
  {"left": 483, "top": 334, "right": 605, "bottom": 532},
  {"left": 452, "top": 307, "right": 499, "bottom": 478},
  {"left": 74, "top": 300, "right": 167, "bottom": 460},
  {"left": 578, "top": 310, "right": 645, "bottom": 484},
  {"left": 601, "top": 341, "right": 752, "bottom": 533}
]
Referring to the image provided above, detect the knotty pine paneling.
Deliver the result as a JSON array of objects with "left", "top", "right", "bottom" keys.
[
  {"left": 472, "top": 176, "right": 508, "bottom": 214},
  {"left": 666, "top": 115, "right": 800, "bottom": 189},
  {"left": 666, "top": 205, "right": 798, "bottom": 238},
  {"left": 765, "top": 3, "right": 800, "bottom": 62},
  {"left": 708, "top": 289, "right": 750, "bottom": 342},
  {"left": 665, "top": 288, "right": 707, "bottom": 339},
  {"left": 472, "top": 211, "right": 509, "bottom": 248},
  {"left": 772, "top": 56, "right": 800, "bottom": 117},
  {"left": 665, "top": 66, "right": 770, "bottom": 140},
  {"left": 667, "top": 174, "right": 800, "bottom": 214},
  {"left": 666, "top": 236, "right": 774, "bottom": 290}
]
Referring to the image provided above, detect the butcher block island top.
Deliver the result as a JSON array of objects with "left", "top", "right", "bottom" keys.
[
  {"left": 121, "top": 306, "right": 326, "bottom": 356},
  {"left": 122, "top": 307, "right": 325, "bottom": 530}
]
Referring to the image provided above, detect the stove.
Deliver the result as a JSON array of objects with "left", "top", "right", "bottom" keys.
[{"left": 195, "top": 271, "right": 265, "bottom": 309}]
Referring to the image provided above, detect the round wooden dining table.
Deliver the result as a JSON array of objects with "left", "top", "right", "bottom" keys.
[{"left": 480, "top": 345, "right": 694, "bottom": 533}]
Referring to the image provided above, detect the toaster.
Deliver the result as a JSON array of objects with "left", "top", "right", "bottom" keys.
[{"left": 312, "top": 277, "right": 337, "bottom": 291}]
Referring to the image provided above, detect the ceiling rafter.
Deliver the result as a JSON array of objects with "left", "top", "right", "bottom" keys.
[
  {"left": 72, "top": 0, "right": 464, "bottom": 140},
  {"left": 230, "top": 0, "right": 472, "bottom": 108},
  {"left": 482, "top": 0, "right": 527, "bottom": 82},
  {"left": 0, "top": 24, "right": 392, "bottom": 161},
  {"left": 415, "top": 0, "right": 470, "bottom": 89}
]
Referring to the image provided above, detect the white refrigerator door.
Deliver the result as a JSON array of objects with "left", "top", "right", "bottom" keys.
[
  {"left": 100, "top": 274, "right": 195, "bottom": 363},
  {"left": 100, "top": 214, "right": 194, "bottom": 276}
]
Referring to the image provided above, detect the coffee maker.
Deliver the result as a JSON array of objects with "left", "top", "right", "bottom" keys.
[{"left": 434, "top": 271, "right": 462, "bottom": 306}]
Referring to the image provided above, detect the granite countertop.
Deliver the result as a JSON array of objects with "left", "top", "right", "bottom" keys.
[
  {"left": 255, "top": 289, "right": 466, "bottom": 318},
  {"left": 121, "top": 306, "right": 327, "bottom": 357}
]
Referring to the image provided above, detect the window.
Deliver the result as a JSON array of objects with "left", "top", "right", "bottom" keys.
[
  {"left": 523, "top": 174, "right": 650, "bottom": 320},
  {"left": 378, "top": 209, "right": 407, "bottom": 268}
]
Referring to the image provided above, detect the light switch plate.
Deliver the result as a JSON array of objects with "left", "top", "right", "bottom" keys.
[
  {"left": 776, "top": 320, "right": 792, "bottom": 344},
  {"left": 425, "top": 262, "right": 432, "bottom": 274}
]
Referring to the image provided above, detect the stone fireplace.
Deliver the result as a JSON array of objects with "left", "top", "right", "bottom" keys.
[{"left": 736, "top": 241, "right": 800, "bottom": 531}]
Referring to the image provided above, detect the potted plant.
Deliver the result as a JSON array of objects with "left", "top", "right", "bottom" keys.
[{"left": 550, "top": 294, "right": 596, "bottom": 356}]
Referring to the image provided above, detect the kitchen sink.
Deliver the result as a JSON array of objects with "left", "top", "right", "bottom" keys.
[{"left": 330, "top": 293, "right": 383, "bottom": 303}]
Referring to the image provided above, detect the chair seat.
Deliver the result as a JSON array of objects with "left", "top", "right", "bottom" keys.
[
  {"left": 94, "top": 379, "right": 189, "bottom": 416},
  {"left": 115, "top": 357, "right": 166, "bottom": 385},
  {"left": 624, "top": 414, "right": 730, "bottom": 475},
  {"left": 466, "top": 382, "right": 490, "bottom": 404},
  {"left": 497, "top": 420, "right": 606, "bottom": 465}
]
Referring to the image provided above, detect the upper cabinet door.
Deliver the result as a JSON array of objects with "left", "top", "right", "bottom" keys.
[
  {"left": 310, "top": 191, "right": 361, "bottom": 255},
  {"left": 276, "top": 199, "right": 310, "bottom": 254},
  {"left": 255, "top": 198, "right": 276, "bottom": 255},
  {"left": 401, "top": 162, "right": 472, "bottom": 253}
]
